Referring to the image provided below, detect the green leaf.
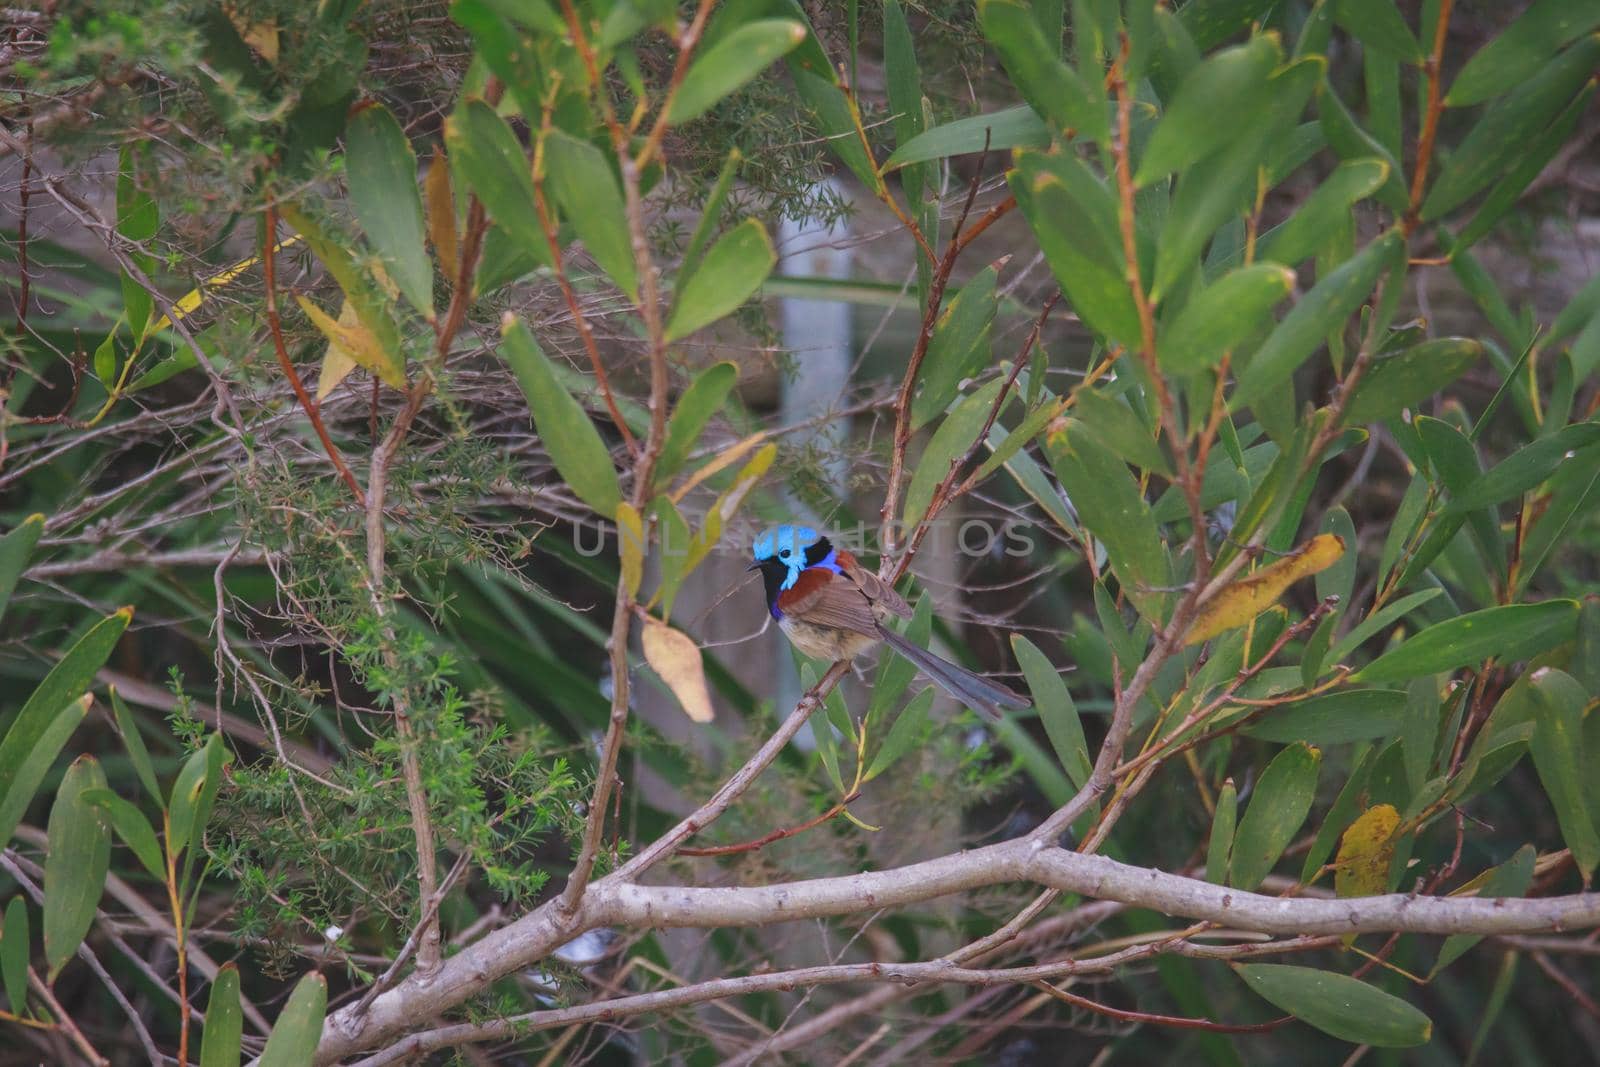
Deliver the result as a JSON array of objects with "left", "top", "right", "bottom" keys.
[
  {"left": 109, "top": 688, "right": 163, "bottom": 809},
  {"left": 905, "top": 378, "right": 1008, "bottom": 530},
  {"left": 657, "top": 362, "right": 737, "bottom": 481},
  {"left": 883, "top": 1, "right": 924, "bottom": 150},
  {"left": 1229, "top": 741, "right": 1320, "bottom": 890},
  {"left": 44, "top": 756, "right": 111, "bottom": 980},
  {"left": 0, "top": 608, "right": 129, "bottom": 848},
  {"left": 1301, "top": 744, "right": 1378, "bottom": 881},
  {"left": 1317, "top": 87, "right": 1409, "bottom": 213},
  {"left": 883, "top": 104, "right": 1048, "bottom": 171},
  {"left": 1334, "top": 0, "right": 1422, "bottom": 61},
  {"left": 1135, "top": 34, "right": 1280, "bottom": 186},
  {"left": 668, "top": 19, "right": 806, "bottom": 123},
  {"left": 1233, "top": 963, "right": 1432, "bottom": 1047},
  {"left": 0, "top": 896, "right": 27, "bottom": 1015},
  {"left": 664, "top": 218, "right": 776, "bottom": 342},
  {"left": 1152, "top": 56, "right": 1322, "bottom": 300},
  {"left": 866, "top": 598, "right": 932, "bottom": 735},
  {"left": 1421, "top": 34, "right": 1600, "bottom": 220},
  {"left": 1012, "top": 635, "right": 1090, "bottom": 790},
  {"left": 1260, "top": 158, "right": 1390, "bottom": 268},
  {"left": 1180, "top": 0, "right": 1276, "bottom": 50},
  {"left": 1160, "top": 263, "right": 1295, "bottom": 374},
  {"left": 1206, "top": 778, "right": 1238, "bottom": 884},
  {"left": 1244, "top": 688, "right": 1408, "bottom": 745},
  {"left": 912, "top": 265, "right": 998, "bottom": 429},
  {"left": 166, "top": 743, "right": 212, "bottom": 863},
  {"left": 444, "top": 100, "right": 550, "bottom": 266},
  {"left": 864, "top": 686, "right": 936, "bottom": 780},
  {"left": 346, "top": 103, "right": 434, "bottom": 319},
  {"left": 978, "top": 0, "right": 1105, "bottom": 141},
  {"left": 544, "top": 131, "right": 639, "bottom": 301},
  {"left": 793, "top": 71, "right": 878, "bottom": 187},
  {"left": 678, "top": 150, "right": 742, "bottom": 291},
  {"left": 974, "top": 396, "right": 1068, "bottom": 482},
  {"left": 1447, "top": 1, "right": 1600, "bottom": 107},
  {"left": 1045, "top": 419, "right": 1171, "bottom": 623},
  {"left": 1342, "top": 338, "right": 1483, "bottom": 425},
  {"left": 258, "top": 972, "right": 328, "bottom": 1067},
  {"left": 1012, "top": 164, "right": 1140, "bottom": 348},
  {"left": 1355, "top": 600, "right": 1580, "bottom": 683},
  {"left": 0, "top": 513, "right": 44, "bottom": 628},
  {"left": 1234, "top": 230, "right": 1402, "bottom": 411},
  {"left": 1455, "top": 83, "right": 1595, "bottom": 252},
  {"left": 1071, "top": 387, "right": 1170, "bottom": 476},
  {"left": 200, "top": 963, "right": 244, "bottom": 1067},
  {"left": 82, "top": 788, "right": 163, "bottom": 882},
  {"left": 1525, "top": 669, "right": 1600, "bottom": 879},
  {"left": 500, "top": 316, "right": 621, "bottom": 517},
  {"left": 1444, "top": 422, "right": 1600, "bottom": 514},
  {"left": 653, "top": 496, "right": 692, "bottom": 621},
  {"left": 1433, "top": 845, "right": 1535, "bottom": 974}
]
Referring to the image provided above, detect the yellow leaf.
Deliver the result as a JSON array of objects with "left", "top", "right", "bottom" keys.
[
  {"left": 670, "top": 430, "right": 771, "bottom": 504},
  {"left": 425, "top": 147, "right": 459, "bottom": 284},
  {"left": 616, "top": 502, "right": 644, "bottom": 600},
  {"left": 225, "top": 4, "right": 279, "bottom": 62},
  {"left": 147, "top": 236, "right": 300, "bottom": 335},
  {"left": 1186, "top": 533, "right": 1346, "bottom": 645},
  {"left": 294, "top": 294, "right": 406, "bottom": 388},
  {"left": 641, "top": 619, "right": 714, "bottom": 723},
  {"left": 1334, "top": 803, "right": 1400, "bottom": 899},
  {"left": 315, "top": 301, "right": 361, "bottom": 401},
  {"left": 684, "top": 442, "right": 777, "bottom": 574}
]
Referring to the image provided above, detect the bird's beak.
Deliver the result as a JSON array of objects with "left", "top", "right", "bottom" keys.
[{"left": 746, "top": 561, "right": 761, "bottom": 572}]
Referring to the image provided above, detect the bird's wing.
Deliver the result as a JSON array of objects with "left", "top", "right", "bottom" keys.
[
  {"left": 836, "top": 551, "right": 912, "bottom": 618},
  {"left": 777, "top": 567, "right": 880, "bottom": 634}
]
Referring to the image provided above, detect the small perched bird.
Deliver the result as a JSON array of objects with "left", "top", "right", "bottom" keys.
[{"left": 749, "top": 525, "right": 1031, "bottom": 719}]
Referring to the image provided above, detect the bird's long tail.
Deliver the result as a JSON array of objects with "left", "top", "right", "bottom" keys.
[{"left": 876, "top": 625, "right": 1031, "bottom": 720}]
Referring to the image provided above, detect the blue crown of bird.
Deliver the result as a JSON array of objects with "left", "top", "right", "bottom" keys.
[{"left": 748, "top": 524, "right": 1030, "bottom": 719}]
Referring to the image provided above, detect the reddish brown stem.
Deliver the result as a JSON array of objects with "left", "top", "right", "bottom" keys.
[
  {"left": 1033, "top": 980, "right": 1290, "bottom": 1033},
  {"left": 679, "top": 790, "right": 862, "bottom": 857},
  {"left": 1406, "top": 0, "right": 1457, "bottom": 232}
]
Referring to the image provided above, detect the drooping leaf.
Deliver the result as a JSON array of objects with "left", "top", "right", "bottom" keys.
[
  {"left": 1045, "top": 419, "right": 1171, "bottom": 622},
  {"left": 1233, "top": 964, "right": 1432, "bottom": 1047},
  {"left": 500, "top": 315, "right": 621, "bottom": 518},
  {"left": 0, "top": 896, "right": 27, "bottom": 1016},
  {"left": 0, "top": 513, "right": 44, "bottom": 627},
  {"left": 1135, "top": 34, "right": 1280, "bottom": 186},
  {"left": 1161, "top": 263, "right": 1295, "bottom": 375},
  {"left": 641, "top": 618, "right": 715, "bottom": 723},
  {"left": 0, "top": 608, "right": 130, "bottom": 848},
  {"left": 1433, "top": 845, "right": 1536, "bottom": 975},
  {"left": 792, "top": 71, "right": 878, "bottom": 187},
  {"left": 658, "top": 363, "right": 738, "bottom": 481},
  {"left": 1245, "top": 688, "right": 1408, "bottom": 745},
  {"left": 257, "top": 973, "right": 328, "bottom": 1067},
  {"left": 978, "top": 0, "right": 1106, "bottom": 141},
  {"left": 1447, "top": 2, "right": 1600, "bottom": 107},
  {"left": 346, "top": 103, "right": 434, "bottom": 319},
  {"left": 425, "top": 146, "right": 459, "bottom": 284},
  {"left": 1355, "top": 601, "right": 1580, "bottom": 683},
  {"left": 1455, "top": 84, "right": 1595, "bottom": 252},
  {"left": 107, "top": 688, "right": 162, "bottom": 808},
  {"left": 616, "top": 501, "right": 644, "bottom": 601},
  {"left": 295, "top": 294, "right": 406, "bottom": 388},
  {"left": 1187, "top": 533, "right": 1344, "bottom": 645},
  {"left": 44, "top": 756, "right": 111, "bottom": 980},
  {"left": 1234, "top": 230, "right": 1403, "bottom": 411},
  {"left": 82, "top": 788, "right": 163, "bottom": 882},
  {"left": 905, "top": 378, "right": 1009, "bottom": 530},
  {"left": 864, "top": 686, "right": 936, "bottom": 780},
  {"left": 668, "top": 19, "right": 807, "bottom": 123},
  {"left": 1229, "top": 741, "right": 1321, "bottom": 890},
  {"left": 1012, "top": 635, "right": 1090, "bottom": 791},
  {"left": 1524, "top": 669, "right": 1600, "bottom": 879},
  {"left": 884, "top": 104, "right": 1049, "bottom": 170},
  {"left": 664, "top": 218, "right": 776, "bottom": 342},
  {"left": 1258, "top": 158, "right": 1390, "bottom": 267},
  {"left": 1205, "top": 778, "right": 1237, "bottom": 884},
  {"left": 544, "top": 130, "right": 639, "bottom": 301},
  {"left": 1070, "top": 387, "right": 1171, "bottom": 476},
  {"left": 1421, "top": 34, "right": 1600, "bottom": 221},
  {"left": 444, "top": 100, "right": 549, "bottom": 264},
  {"left": 1341, "top": 339, "right": 1483, "bottom": 425}
]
